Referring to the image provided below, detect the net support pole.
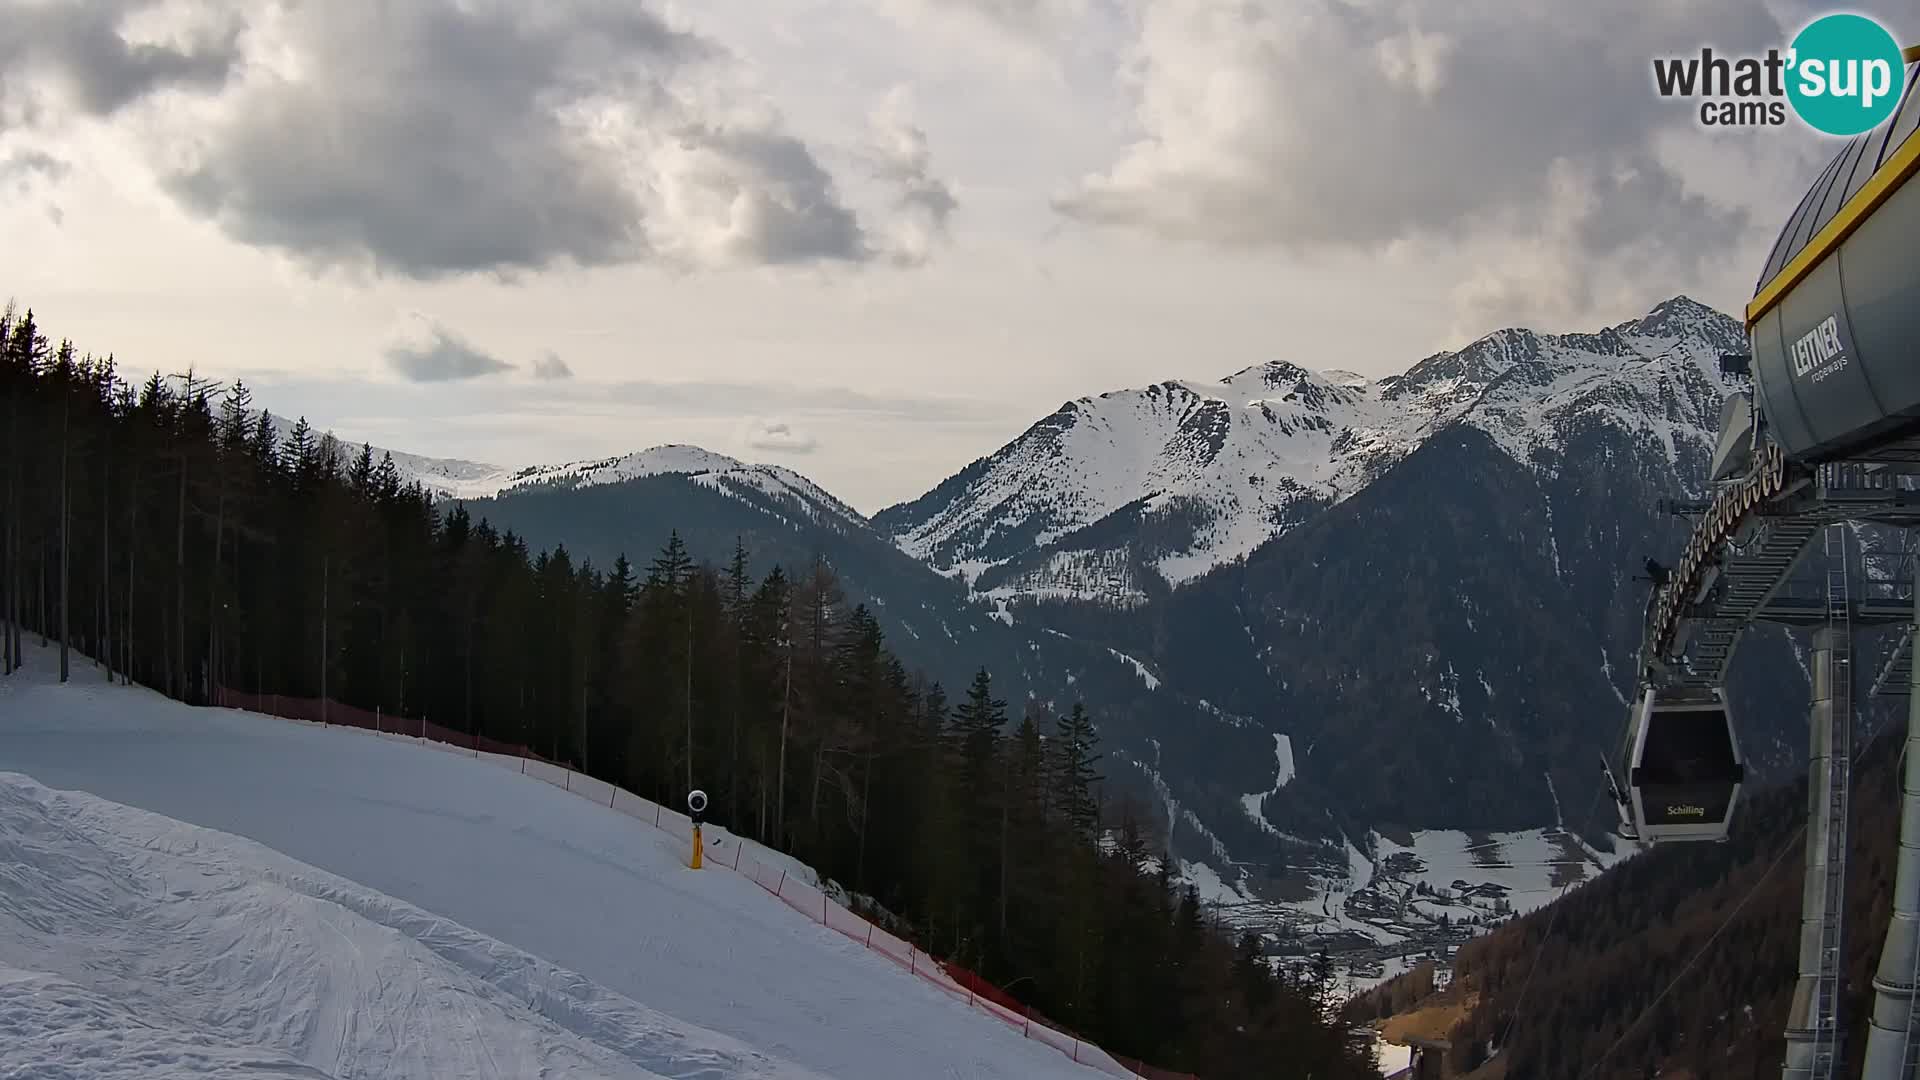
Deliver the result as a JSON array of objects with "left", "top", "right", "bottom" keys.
[{"left": 1860, "top": 582, "right": 1920, "bottom": 1080}]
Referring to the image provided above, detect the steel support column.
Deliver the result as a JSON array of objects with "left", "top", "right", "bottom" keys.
[
  {"left": 1860, "top": 583, "right": 1920, "bottom": 1080},
  {"left": 1784, "top": 625, "right": 1847, "bottom": 1079}
]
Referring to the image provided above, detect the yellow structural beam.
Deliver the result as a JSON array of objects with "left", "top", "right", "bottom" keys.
[{"left": 1747, "top": 76, "right": 1920, "bottom": 330}]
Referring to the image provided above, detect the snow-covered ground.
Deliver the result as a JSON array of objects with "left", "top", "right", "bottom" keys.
[
  {"left": 1238, "top": 733, "right": 1296, "bottom": 836},
  {"left": 0, "top": 772, "right": 825, "bottom": 1080},
  {"left": 1175, "top": 820, "right": 1634, "bottom": 998},
  {"left": 0, "top": 643, "right": 1108, "bottom": 1080},
  {"left": 1106, "top": 648, "right": 1161, "bottom": 690},
  {"left": 1373, "top": 828, "right": 1632, "bottom": 918},
  {"left": 1371, "top": 1035, "right": 1413, "bottom": 1077}
]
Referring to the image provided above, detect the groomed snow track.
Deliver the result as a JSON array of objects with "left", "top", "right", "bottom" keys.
[{"left": 0, "top": 642, "right": 1133, "bottom": 1080}]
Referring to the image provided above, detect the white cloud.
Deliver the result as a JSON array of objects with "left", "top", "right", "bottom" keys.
[
  {"left": 863, "top": 87, "right": 959, "bottom": 266},
  {"left": 1051, "top": 0, "right": 1814, "bottom": 330}
]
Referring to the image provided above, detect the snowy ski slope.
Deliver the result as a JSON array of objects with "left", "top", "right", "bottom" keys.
[
  {"left": 0, "top": 643, "right": 1108, "bottom": 1080},
  {"left": 0, "top": 772, "right": 826, "bottom": 1080}
]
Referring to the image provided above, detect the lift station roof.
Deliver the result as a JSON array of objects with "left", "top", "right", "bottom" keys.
[{"left": 1748, "top": 56, "right": 1920, "bottom": 463}]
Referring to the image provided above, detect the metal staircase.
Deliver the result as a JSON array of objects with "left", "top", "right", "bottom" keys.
[
  {"left": 1661, "top": 464, "right": 1920, "bottom": 691},
  {"left": 1875, "top": 626, "right": 1914, "bottom": 699},
  {"left": 1637, "top": 446, "right": 1920, "bottom": 1078},
  {"left": 1663, "top": 514, "right": 1824, "bottom": 688},
  {"left": 1875, "top": 535, "right": 1919, "bottom": 699}
]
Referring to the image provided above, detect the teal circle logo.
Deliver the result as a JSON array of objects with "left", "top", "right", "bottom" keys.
[{"left": 1786, "top": 14, "right": 1906, "bottom": 136}]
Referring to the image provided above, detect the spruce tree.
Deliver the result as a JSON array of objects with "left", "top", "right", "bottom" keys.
[
  {"left": 1054, "top": 702, "right": 1103, "bottom": 845},
  {"left": 949, "top": 667, "right": 1005, "bottom": 960}
]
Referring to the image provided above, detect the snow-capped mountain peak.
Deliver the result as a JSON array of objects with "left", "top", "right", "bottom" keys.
[
  {"left": 259, "top": 420, "right": 865, "bottom": 528},
  {"left": 1628, "top": 293, "right": 1728, "bottom": 339},
  {"left": 1221, "top": 360, "right": 1314, "bottom": 391},
  {"left": 874, "top": 296, "right": 1744, "bottom": 601},
  {"left": 416, "top": 443, "right": 867, "bottom": 527},
  {"left": 1220, "top": 361, "right": 1370, "bottom": 414},
  {"left": 493, "top": 444, "right": 751, "bottom": 493}
]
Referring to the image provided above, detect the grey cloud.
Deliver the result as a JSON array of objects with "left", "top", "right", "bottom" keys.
[
  {"left": 1054, "top": 0, "right": 1803, "bottom": 319},
  {"left": 126, "top": 1, "right": 897, "bottom": 277},
  {"left": 670, "top": 124, "right": 868, "bottom": 265},
  {"left": 2, "top": 148, "right": 72, "bottom": 178},
  {"left": 745, "top": 419, "right": 820, "bottom": 453},
  {"left": 2, "top": 148, "right": 72, "bottom": 189},
  {"left": 4, "top": 147, "right": 70, "bottom": 220},
  {"left": 902, "top": 176, "right": 959, "bottom": 225},
  {"left": 8, "top": 1, "right": 950, "bottom": 277},
  {"left": 0, "top": 0, "right": 242, "bottom": 122},
  {"left": 867, "top": 101, "right": 958, "bottom": 266},
  {"left": 532, "top": 352, "right": 574, "bottom": 380},
  {"left": 164, "top": 2, "right": 690, "bottom": 278},
  {"left": 385, "top": 324, "right": 515, "bottom": 382},
  {"left": 912, "top": 0, "right": 1092, "bottom": 37}
]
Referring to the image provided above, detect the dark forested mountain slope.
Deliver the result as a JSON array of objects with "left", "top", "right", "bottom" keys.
[
  {"left": 926, "top": 299, "right": 1843, "bottom": 917},
  {"left": 460, "top": 465, "right": 1030, "bottom": 698},
  {"left": 1422, "top": 721, "right": 1907, "bottom": 1079},
  {"left": 458, "top": 454, "right": 1309, "bottom": 888},
  {"left": 1120, "top": 420, "right": 1816, "bottom": 847}
]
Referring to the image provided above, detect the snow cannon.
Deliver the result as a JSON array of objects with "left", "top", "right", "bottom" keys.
[
  {"left": 1611, "top": 686, "right": 1744, "bottom": 844},
  {"left": 687, "top": 789, "right": 708, "bottom": 870},
  {"left": 1747, "top": 60, "right": 1920, "bottom": 464}
]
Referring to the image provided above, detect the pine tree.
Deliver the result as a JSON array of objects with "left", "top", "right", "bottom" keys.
[
  {"left": 1054, "top": 702, "right": 1103, "bottom": 845},
  {"left": 723, "top": 537, "right": 751, "bottom": 824},
  {"left": 348, "top": 442, "right": 377, "bottom": 493},
  {"left": 949, "top": 667, "right": 1006, "bottom": 960},
  {"left": 249, "top": 410, "right": 277, "bottom": 469},
  {"left": 282, "top": 417, "right": 317, "bottom": 491},
  {"left": 374, "top": 451, "right": 401, "bottom": 502}
]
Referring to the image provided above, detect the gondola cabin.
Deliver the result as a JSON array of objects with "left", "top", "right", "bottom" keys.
[{"left": 1621, "top": 688, "right": 1745, "bottom": 842}]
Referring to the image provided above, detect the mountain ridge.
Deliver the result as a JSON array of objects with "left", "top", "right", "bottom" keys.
[
  {"left": 308, "top": 292, "right": 1733, "bottom": 571},
  {"left": 871, "top": 293, "right": 1741, "bottom": 605}
]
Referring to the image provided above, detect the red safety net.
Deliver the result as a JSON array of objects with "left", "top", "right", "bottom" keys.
[
  {"left": 214, "top": 687, "right": 568, "bottom": 766},
  {"left": 213, "top": 686, "right": 1198, "bottom": 1080}
]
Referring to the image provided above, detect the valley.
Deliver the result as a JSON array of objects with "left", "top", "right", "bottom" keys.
[{"left": 282, "top": 294, "right": 1801, "bottom": 985}]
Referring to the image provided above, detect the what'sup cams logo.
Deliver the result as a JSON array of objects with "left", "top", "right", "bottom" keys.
[{"left": 1653, "top": 13, "right": 1908, "bottom": 135}]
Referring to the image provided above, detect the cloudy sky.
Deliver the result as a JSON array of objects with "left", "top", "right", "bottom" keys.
[{"left": 1, "top": 0, "right": 1908, "bottom": 511}]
